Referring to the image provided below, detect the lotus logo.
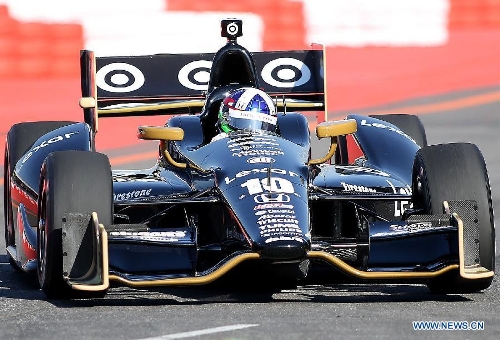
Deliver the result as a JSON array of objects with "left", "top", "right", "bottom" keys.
[{"left": 254, "top": 193, "right": 291, "bottom": 203}]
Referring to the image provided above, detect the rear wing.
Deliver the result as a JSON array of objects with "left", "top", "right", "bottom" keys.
[{"left": 80, "top": 49, "right": 326, "bottom": 132}]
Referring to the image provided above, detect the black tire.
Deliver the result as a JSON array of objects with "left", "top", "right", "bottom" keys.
[
  {"left": 370, "top": 114, "right": 427, "bottom": 147},
  {"left": 4, "top": 121, "right": 76, "bottom": 268},
  {"left": 37, "top": 151, "right": 113, "bottom": 299},
  {"left": 412, "top": 143, "right": 495, "bottom": 293}
]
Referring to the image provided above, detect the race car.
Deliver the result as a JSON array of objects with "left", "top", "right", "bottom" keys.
[{"left": 4, "top": 19, "right": 495, "bottom": 299}]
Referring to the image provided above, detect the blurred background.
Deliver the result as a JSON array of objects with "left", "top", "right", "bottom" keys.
[{"left": 0, "top": 0, "right": 499, "bottom": 151}]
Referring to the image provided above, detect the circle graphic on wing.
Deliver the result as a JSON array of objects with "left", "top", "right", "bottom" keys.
[
  {"left": 178, "top": 60, "right": 212, "bottom": 91},
  {"left": 261, "top": 58, "right": 311, "bottom": 88},
  {"left": 227, "top": 22, "right": 239, "bottom": 36},
  {"left": 96, "top": 63, "right": 145, "bottom": 93}
]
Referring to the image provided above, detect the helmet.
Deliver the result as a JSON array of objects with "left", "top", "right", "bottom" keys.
[{"left": 218, "top": 87, "right": 277, "bottom": 133}]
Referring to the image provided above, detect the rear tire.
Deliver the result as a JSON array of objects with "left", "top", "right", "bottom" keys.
[
  {"left": 37, "top": 151, "right": 112, "bottom": 299},
  {"left": 4, "top": 121, "right": 76, "bottom": 269},
  {"left": 370, "top": 114, "right": 427, "bottom": 147},
  {"left": 412, "top": 143, "right": 495, "bottom": 293}
]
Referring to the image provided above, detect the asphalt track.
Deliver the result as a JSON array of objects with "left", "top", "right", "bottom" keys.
[{"left": 0, "top": 86, "right": 499, "bottom": 340}]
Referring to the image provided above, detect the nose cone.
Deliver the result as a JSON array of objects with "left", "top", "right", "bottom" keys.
[{"left": 256, "top": 237, "right": 310, "bottom": 260}]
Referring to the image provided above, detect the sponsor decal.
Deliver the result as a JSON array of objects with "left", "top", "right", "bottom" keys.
[
  {"left": 254, "top": 193, "right": 290, "bottom": 203},
  {"left": 232, "top": 149, "right": 285, "bottom": 157},
  {"left": 394, "top": 200, "right": 411, "bottom": 217},
  {"left": 247, "top": 157, "right": 275, "bottom": 164},
  {"left": 230, "top": 146, "right": 283, "bottom": 153},
  {"left": 261, "top": 224, "right": 302, "bottom": 236},
  {"left": 258, "top": 213, "right": 296, "bottom": 221},
  {"left": 229, "top": 145, "right": 283, "bottom": 154},
  {"left": 255, "top": 209, "right": 296, "bottom": 216},
  {"left": 254, "top": 203, "right": 294, "bottom": 210},
  {"left": 387, "top": 180, "right": 412, "bottom": 217},
  {"left": 261, "top": 58, "right": 312, "bottom": 88},
  {"left": 175, "top": 57, "right": 314, "bottom": 91},
  {"left": 228, "top": 139, "right": 279, "bottom": 149},
  {"left": 177, "top": 60, "right": 212, "bottom": 90},
  {"left": 360, "top": 119, "right": 415, "bottom": 143},
  {"left": 225, "top": 168, "right": 298, "bottom": 185},
  {"left": 228, "top": 108, "right": 277, "bottom": 125},
  {"left": 226, "top": 21, "right": 240, "bottom": 36},
  {"left": 22, "top": 132, "right": 80, "bottom": 164},
  {"left": 109, "top": 230, "right": 186, "bottom": 242},
  {"left": 389, "top": 222, "right": 433, "bottom": 233},
  {"left": 258, "top": 212, "right": 303, "bottom": 240},
  {"left": 340, "top": 182, "right": 376, "bottom": 193},
  {"left": 264, "top": 235, "right": 305, "bottom": 244},
  {"left": 114, "top": 189, "right": 152, "bottom": 201},
  {"left": 256, "top": 197, "right": 300, "bottom": 240},
  {"left": 257, "top": 218, "right": 299, "bottom": 226},
  {"left": 228, "top": 136, "right": 278, "bottom": 144},
  {"left": 96, "top": 63, "right": 145, "bottom": 93}
]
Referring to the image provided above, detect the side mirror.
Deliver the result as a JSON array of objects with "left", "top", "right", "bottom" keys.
[
  {"left": 309, "top": 119, "right": 357, "bottom": 165},
  {"left": 137, "top": 126, "right": 186, "bottom": 168}
]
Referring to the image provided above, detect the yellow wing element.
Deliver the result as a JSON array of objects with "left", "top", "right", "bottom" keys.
[{"left": 309, "top": 119, "right": 357, "bottom": 165}]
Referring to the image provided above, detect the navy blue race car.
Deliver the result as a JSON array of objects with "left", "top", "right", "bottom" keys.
[{"left": 4, "top": 19, "right": 494, "bottom": 299}]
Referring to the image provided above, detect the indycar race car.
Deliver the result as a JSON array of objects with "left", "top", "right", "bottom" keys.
[{"left": 4, "top": 19, "right": 495, "bottom": 299}]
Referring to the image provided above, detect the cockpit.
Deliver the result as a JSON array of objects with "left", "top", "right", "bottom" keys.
[{"left": 200, "top": 19, "right": 262, "bottom": 143}]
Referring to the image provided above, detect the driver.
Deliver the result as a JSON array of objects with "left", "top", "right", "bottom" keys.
[{"left": 212, "top": 87, "right": 277, "bottom": 142}]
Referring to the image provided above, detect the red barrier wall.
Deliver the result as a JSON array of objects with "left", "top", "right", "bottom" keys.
[
  {"left": 449, "top": 0, "right": 500, "bottom": 29},
  {"left": 0, "top": 1, "right": 499, "bottom": 151},
  {"left": 1, "top": 1, "right": 499, "bottom": 79},
  {"left": 0, "top": 5, "right": 83, "bottom": 78}
]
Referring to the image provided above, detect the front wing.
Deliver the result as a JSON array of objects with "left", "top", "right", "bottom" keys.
[{"left": 57, "top": 201, "right": 493, "bottom": 291}]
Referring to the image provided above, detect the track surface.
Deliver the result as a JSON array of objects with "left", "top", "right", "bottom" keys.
[{"left": 0, "top": 87, "right": 499, "bottom": 339}]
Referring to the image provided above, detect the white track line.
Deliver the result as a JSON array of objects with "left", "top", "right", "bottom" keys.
[{"left": 138, "top": 324, "right": 259, "bottom": 340}]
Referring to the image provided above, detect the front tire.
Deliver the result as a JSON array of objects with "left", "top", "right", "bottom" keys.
[
  {"left": 4, "top": 121, "right": 76, "bottom": 269},
  {"left": 412, "top": 143, "right": 495, "bottom": 293},
  {"left": 37, "top": 151, "right": 113, "bottom": 299}
]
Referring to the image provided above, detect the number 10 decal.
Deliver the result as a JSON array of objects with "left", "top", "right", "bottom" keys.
[{"left": 241, "top": 177, "right": 294, "bottom": 195}]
